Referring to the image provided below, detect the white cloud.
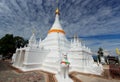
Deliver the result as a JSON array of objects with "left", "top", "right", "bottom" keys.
[{"left": 0, "top": 0, "right": 120, "bottom": 54}]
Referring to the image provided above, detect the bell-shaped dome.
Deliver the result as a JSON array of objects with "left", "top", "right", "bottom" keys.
[{"left": 48, "top": 8, "right": 65, "bottom": 34}]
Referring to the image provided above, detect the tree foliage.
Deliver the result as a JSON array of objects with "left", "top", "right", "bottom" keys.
[
  {"left": 0, "top": 34, "right": 28, "bottom": 59},
  {"left": 14, "top": 36, "right": 28, "bottom": 48},
  {"left": 97, "top": 47, "right": 104, "bottom": 62},
  {"left": 98, "top": 47, "right": 103, "bottom": 56}
]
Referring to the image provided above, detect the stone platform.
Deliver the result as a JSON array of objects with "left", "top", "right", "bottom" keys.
[{"left": 1, "top": 60, "right": 120, "bottom": 82}]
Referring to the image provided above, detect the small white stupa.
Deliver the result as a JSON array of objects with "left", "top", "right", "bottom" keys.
[{"left": 12, "top": 8, "right": 103, "bottom": 82}]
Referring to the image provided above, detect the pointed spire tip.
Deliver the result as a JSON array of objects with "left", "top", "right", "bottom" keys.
[{"left": 55, "top": 8, "right": 60, "bottom": 15}]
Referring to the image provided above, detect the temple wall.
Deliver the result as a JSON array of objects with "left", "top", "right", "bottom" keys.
[{"left": 25, "top": 49, "right": 49, "bottom": 64}]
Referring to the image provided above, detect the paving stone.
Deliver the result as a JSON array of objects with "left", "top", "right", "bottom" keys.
[{"left": 0, "top": 60, "right": 45, "bottom": 82}]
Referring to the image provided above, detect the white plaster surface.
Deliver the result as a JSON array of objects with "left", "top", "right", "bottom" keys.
[{"left": 12, "top": 8, "right": 103, "bottom": 82}]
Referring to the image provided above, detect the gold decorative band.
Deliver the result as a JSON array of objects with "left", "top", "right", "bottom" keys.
[{"left": 48, "top": 29, "right": 65, "bottom": 34}]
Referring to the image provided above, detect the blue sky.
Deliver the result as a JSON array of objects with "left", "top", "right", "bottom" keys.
[{"left": 0, "top": 0, "right": 120, "bottom": 55}]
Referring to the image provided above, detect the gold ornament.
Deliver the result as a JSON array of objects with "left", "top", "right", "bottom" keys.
[{"left": 116, "top": 48, "right": 120, "bottom": 55}]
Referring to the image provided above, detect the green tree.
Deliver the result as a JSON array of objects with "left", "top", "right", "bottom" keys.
[
  {"left": 0, "top": 34, "right": 15, "bottom": 58},
  {"left": 14, "top": 36, "right": 28, "bottom": 48},
  {"left": 0, "top": 34, "right": 28, "bottom": 59},
  {"left": 97, "top": 47, "right": 104, "bottom": 62}
]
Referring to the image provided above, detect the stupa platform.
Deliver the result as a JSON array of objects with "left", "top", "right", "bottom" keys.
[{"left": 1, "top": 60, "right": 120, "bottom": 82}]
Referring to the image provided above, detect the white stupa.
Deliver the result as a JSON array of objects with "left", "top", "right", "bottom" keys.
[{"left": 12, "top": 8, "right": 103, "bottom": 82}]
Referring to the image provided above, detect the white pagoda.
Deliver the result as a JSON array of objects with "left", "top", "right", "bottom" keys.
[{"left": 12, "top": 8, "right": 103, "bottom": 80}]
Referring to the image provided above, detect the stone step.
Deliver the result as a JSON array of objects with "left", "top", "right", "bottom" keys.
[
  {"left": 44, "top": 61, "right": 59, "bottom": 66},
  {"left": 69, "top": 68, "right": 84, "bottom": 73},
  {"left": 40, "top": 67, "right": 58, "bottom": 74},
  {"left": 84, "top": 67, "right": 102, "bottom": 75},
  {"left": 41, "top": 63, "right": 60, "bottom": 73},
  {"left": 70, "top": 68, "right": 99, "bottom": 75},
  {"left": 42, "top": 63, "right": 59, "bottom": 69},
  {"left": 70, "top": 65, "right": 85, "bottom": 68}
]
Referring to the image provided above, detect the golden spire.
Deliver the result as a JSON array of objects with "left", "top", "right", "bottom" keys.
[{"left": 55, "top": 8, "right": 60, "bottom": 15}]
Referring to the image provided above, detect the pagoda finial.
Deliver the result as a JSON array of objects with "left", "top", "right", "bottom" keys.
[
  {"left": 32, "top": 27, "right": 36, "bottom": 34},
  {"left": 55, "top": 8, "right": 60, "bottom": 15},
  {"left": 74, "top": 34, "right": 77, "bottom": 39}
]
